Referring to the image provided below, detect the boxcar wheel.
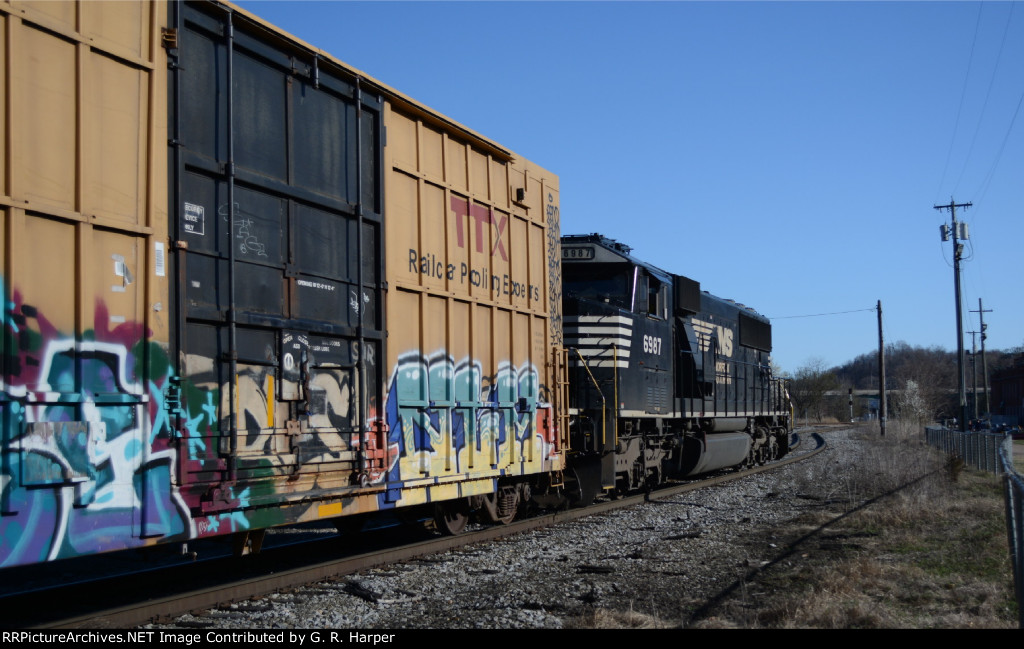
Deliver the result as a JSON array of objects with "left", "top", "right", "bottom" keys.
[
  {"left": 479, "top": 486, "right": 519, "bottom": 525},
  {"left": 433, "top": 500, "right": 470, "bottom": 535}
]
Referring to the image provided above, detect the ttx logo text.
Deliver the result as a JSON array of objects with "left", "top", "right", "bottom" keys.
[{"left": 406, "top": 196, "right": 540, "bottom": 301}]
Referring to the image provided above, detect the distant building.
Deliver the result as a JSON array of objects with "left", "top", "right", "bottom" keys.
[{"left": 992, "top": 355, "right": 1024, "bottom": 426}]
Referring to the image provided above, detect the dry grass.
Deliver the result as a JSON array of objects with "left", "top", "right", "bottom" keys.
[
  {"left": 696, "top": 422, "right": 1017, "bottom": 628},
  {"left": 565, "top": 606, "right": 670, "bottom": 629},
  {"left": 565, "top": 423, "right": 1017, "bottom": 629}
]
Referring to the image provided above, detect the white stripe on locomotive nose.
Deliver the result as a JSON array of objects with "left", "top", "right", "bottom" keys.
[
  {"left": 574, "top": 360, "right": 630, "bottom": 368},
  {"left": 568, "top": 332, "right": 629, "bottom": 341},
  {"left": 565, "top": 336, "right": 631, "bottom": 346},
  {"left": 565, "top": 315, "right": 633, "bottom": 325},
  {"left": 565, "top": 314, "right": 633, "bottom": 368},
  {"left": 564, "top": 326, "right": 632, "bottom": 337},
  {"left": 574, "top": 348, "right": 631, "bottom": 358}
]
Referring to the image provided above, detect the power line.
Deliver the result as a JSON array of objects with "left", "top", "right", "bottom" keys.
[
  {"left": 953, "top": 1, "right": 1017, "bottom": 197},
  {"left": 934, "top": 3, "right": 984, "bottom": 203},
  {"left": 973, "top": 83, "right": 1024, "bottom": 203},
  {"left": 770, "top": 308, "right": 875, "bottom": 320}
]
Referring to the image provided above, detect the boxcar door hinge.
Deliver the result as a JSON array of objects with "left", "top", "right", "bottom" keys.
[
  {"left": 161, "top": 28, "right": 178, "bottom": 50},
  {"left": 164, "top": 381, "right": 181, "bottom": 411}
]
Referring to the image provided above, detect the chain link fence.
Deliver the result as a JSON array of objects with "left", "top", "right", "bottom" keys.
[{"left": 925, "top": 426, "right": 1023, "bottom": 628}]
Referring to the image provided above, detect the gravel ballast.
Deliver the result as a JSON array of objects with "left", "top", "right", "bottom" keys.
[{"left": 151, "top": 428, "right": 877, "bottom": 629}]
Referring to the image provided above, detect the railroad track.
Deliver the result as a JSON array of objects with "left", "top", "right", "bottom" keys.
[{"left": 7, "top": 432, "right": 826, "bottom": 629}]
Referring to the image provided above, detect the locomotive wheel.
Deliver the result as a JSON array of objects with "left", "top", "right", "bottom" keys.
[
  {"left": 610, "top": 477, "right": 628, "bottom": 499},
  {"left": 776, "top": 430, "right": 791, "bottom": 458},
  {"left": 433, "top": 499, "right": 470, "bottom": 535},
  {"left": 568, "top": 458, "right": 602, "bottom": 506}
]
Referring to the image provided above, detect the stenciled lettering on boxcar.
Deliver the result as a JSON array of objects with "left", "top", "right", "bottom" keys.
[
  {"left": 380, "top": 351, "right": 557, "bottom": 501},
  {"left": 0, "top": 282, "right": 191, "bottom": 566},
  {"left": 449, "top": 196, "right": 508, "bottom": 261},
  {"left": 406, "top": 248, "right": 541, "bottom": 301},
  {"left": 402, "top": 195, "right": 542, "bottom": 302}
]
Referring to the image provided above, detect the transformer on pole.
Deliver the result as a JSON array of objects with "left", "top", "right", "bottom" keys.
[{"left": 935, "top": 199, "right": 971, "bottom": 433}]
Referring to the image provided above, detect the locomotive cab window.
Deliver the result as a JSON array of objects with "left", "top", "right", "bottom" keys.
[
  {"left": 647, "top": 276, "right": 667, "bottom": 319},
  {"left": 633, "top": 270, "right": 667, "bottom": 319},
  {"left": 563, "top": 262, "right": 631, "bottom": 309}
]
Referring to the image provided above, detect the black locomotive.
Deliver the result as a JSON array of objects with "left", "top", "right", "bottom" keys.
[{"left": 561, "top": 234, "right": 791, "bottom": 502}]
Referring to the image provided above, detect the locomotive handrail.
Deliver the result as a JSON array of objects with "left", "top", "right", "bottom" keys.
[
  {"left": 612, "top": 344, "right": 619, "bottom": 448},
  {"left": 571, "top": 347, "right": 607, "bottom": 446}
]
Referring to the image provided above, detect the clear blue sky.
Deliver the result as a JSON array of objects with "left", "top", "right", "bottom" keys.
[{"left": 237, "top": 0, "right": 1024, "bottom": 375}]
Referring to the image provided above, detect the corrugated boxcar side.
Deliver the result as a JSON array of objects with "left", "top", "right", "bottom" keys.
[
  {"left": 384, "top": 103, "right": 563, "bottom": 504},
  {"left": 0, "top": 0, "right": 174, "bottom": 566}
]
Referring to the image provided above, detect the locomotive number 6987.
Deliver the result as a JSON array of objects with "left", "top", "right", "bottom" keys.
[{"left": 643, "top": 334, "right": 663, "bottom": 355}]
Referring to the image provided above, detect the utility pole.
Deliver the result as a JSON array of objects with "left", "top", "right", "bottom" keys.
[
  {"left": 971, "top": 298, "right": 992, "bottom": 418},
  {"left": 935, "top": 199, "right": 971, "bottom": 432},
  {"left": 878, "top": 300, "right": 886, "bottom": 437},
  {"left": 968, "top": 331, "right": 978, "bottom": 421}
]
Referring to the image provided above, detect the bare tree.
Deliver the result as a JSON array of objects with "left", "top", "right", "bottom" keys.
[{"left": 789, "top": 357, "right": 840, "bottom": 423}]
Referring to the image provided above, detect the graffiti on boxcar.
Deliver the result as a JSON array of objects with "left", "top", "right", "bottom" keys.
[
  {"left": 179, "top": 387, "right": 214, "bottom": 461},
  {"left": 382, "top": 352, "right": 554, "bottom": 495},
  {"left": 0, "top": 286, "right": 191, "bottom": 566},
  {"left": 219, "top": 201, "right": 271, "bottom": 258},
  {"left": 235, "top": 218, "right": 268, "bottom": 257},
  {"left": 178, "top": 352, "right": 365, "bottom": 472},
  {"left": 546, "top": 191, "right": 562, "bottom": 347},
  {"left": 236, "top": 367, "right": 278, "bottom": 453}
]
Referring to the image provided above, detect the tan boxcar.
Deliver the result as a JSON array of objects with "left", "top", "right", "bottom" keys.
[
  {"left": 385, "top": 98, "right": 563, "bottom": 515},
  {"left": 0, "top": 0, "right": 562, "bottom": 567}
]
